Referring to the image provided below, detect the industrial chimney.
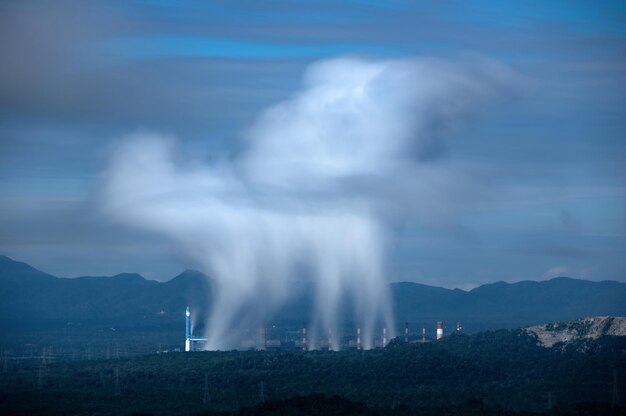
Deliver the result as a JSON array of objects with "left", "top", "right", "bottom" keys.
[
  {"left": 302, "top": 323, "right": 307, "bottom": 351},
  {"left": 184, "top": 306, "right": 208, "bottom": 351},
  {"left": 356, "top": 325, "right": 361, "bottom": 350},
  {"left": 436, "top": 321, "right": 444, "bottom": 340},
  {"left": 404, "top": 322, "right": 409, "bottom": 343},
  {"left": 382, "top": 327, "right": 387, "bottom": 348},
  {"left": 185, "top": 306, "right": 191, "bottom": 352}
]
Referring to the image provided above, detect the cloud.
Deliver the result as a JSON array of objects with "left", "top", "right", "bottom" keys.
[
  {"left": 542, "top": 266, "right": 568, "bottom": 279},
  {"left": 102, "top": 56, "right": 516, "bottom": 349}
]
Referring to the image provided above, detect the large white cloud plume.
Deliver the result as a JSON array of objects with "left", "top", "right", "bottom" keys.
[{"left": 102, "top": 56, "right": 516, "bottom": 350}]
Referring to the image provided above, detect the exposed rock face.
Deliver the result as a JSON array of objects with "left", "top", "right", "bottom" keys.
[{"left": 525, "top": 316, "right": 626, "bottom": 347}]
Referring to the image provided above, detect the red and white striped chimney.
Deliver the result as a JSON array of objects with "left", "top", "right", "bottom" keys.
[
  {"left": 356, "top": 326, "right": 361, "bottom": 350},
  {"left": 302, "top": 323, "right": 307, "bottom": 351},
  {"left": 436, "top": 321, "right": 443, "bottom": 340}
]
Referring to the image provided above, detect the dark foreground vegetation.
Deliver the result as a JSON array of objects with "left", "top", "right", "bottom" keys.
[
  {"left": 204, "top": 395, "right": 626, "bottom": 416},
  {"left": 217, "top": 395, "right": 626, "bottom": 416},
  {"left": 0, "top": 330, "right": 624, "bottom": 415}
]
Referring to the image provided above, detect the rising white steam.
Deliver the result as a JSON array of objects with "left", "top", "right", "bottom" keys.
[{"left": 102, "top": 56, "right": 515, "bottom": 350}]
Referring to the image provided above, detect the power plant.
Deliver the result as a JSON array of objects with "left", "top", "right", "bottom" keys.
[{"left": 184, "top": 307, "right": 455, "bottom": 351}]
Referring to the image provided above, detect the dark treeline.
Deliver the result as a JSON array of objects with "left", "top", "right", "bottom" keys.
[
  {"left": 0, "top": 330, "right": 624, "bottom": 415},
  {"left": 208, "top": 395, "right": 626, "bottom": 416}
]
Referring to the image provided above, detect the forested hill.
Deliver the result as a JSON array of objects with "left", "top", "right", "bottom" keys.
[
  {"left": 1, "top": 255, "right": 625, "bottom": 332},
  {"left": 1, "top": 329, "right": 624, "bottom": 415}
]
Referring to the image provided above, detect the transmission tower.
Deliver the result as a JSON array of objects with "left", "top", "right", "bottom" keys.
[
  {"left": 37, "top": 363, "right": 44, "bottom": 389},
  {"left": 548, "top": 391, "right": 552, "bottom": 410},
  {"left": 613, "top": 370, "right": 619, "bottom": 408},
  {"left": 203, "top": 372, "right": 210, "bottom": 405},
  {"left": 114, "top": 367, "right": 121, "bottom": 396}
]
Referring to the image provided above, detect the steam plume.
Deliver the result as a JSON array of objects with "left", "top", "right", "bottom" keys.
[{"left": 102, "top": 56, "right": 515, "bottom": 350}]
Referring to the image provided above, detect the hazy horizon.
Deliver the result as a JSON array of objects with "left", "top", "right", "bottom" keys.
[{"left": 2, "top": 253, "right": 620, "bottom": 294}]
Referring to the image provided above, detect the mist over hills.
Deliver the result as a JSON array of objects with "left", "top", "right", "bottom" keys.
[{"left": 1, "top": 255, "right": 625, "bottom": 334}]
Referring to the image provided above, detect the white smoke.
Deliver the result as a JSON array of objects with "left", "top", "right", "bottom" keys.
[{"left": 102, "top": 56, "right": 516, "bottom": 350}]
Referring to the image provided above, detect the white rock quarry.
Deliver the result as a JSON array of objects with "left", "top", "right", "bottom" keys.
[{"left": 525, "top": 316, "right": 626, "bottom": 347}]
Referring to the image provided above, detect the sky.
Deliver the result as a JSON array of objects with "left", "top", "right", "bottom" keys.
[{"left": 0, "top": 0, "right": 624, "bottom": 289}]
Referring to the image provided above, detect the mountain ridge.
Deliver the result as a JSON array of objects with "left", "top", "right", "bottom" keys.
[
  {"left": 0, "top": 255, "right": 624, "bottom": 333},
  {"left": 3, "top": 255, "right": 618, "bottom": 290}
]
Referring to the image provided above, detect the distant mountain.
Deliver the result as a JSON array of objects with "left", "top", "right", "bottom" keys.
[
  {"left": 0, "top": 255, "right": 212, "bottom": 331},
  {"left": 0, "top": 255, "right": 625, "bottom": 333},
  {"left": 390, "top": 277, "right": 626, "bottom": 332}
]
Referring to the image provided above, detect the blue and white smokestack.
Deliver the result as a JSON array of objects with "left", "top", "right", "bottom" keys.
[{"left": 185, "top": 306, "right": 191, "bottom": 352}]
